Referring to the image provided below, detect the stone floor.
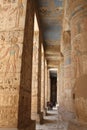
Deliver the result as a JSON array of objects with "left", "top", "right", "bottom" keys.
[
  {"left": 36, "top": 108, "right": 68, "bottom": 130},
  {"left": 36, "top": 106, "right": 87, "bottom": 130}
]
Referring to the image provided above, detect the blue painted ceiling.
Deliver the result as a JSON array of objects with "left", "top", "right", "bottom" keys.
[{"left": 37, "top": 0, "right": 64, "bottom": 46}]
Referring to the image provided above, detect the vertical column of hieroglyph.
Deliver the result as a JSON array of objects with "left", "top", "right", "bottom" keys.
[
  {"left": 31, "top": 15, "right": 39, "bottom": 121},
  {"left": 68, "top": 0, "right": 87, "bottom": 123},
  {"left": 0, "top": 0, "right": 27, "bottom": 128},
  {"left": 45, "top": 60, "right": 48, "bottom": 109},
  {"left": 18, "top": 0, "right": 36, "bottom": 130},
  {"left": 41, "top": 44, "right": 45, "bottom": 113}
]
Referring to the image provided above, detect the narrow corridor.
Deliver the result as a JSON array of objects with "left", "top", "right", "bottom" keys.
[
  {"left": 0, "top": 0, "right": 87, "bottom": 130},
  {"left": 36, "top": 107, "right": 68, "bottom": 130},
  {"left": 36, "top": 107, "right": 87, "bottom": 130},
  {"left": 36, "top": 108, "right": 58, "bottom": 130}
]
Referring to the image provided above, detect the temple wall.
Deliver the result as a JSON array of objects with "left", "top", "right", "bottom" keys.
[
  {"left": 0, "top": 0, "right": 35, "bottom": 129},
  {"left": 0, "top": 0, "right": 27, "bottom": 127}
]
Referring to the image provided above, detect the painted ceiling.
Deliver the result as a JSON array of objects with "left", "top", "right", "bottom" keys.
[{"left": 37, "top": 0, "right": 64, "bottom": 46}]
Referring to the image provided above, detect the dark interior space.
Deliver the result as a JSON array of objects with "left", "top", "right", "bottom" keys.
[{"left": 50, "top": 71, "right": 57, "bottom": 106}]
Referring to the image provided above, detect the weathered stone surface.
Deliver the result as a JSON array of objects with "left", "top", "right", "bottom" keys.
[
  {"left": 31, "top": 18, "right": 39, "bottom": 120},
  {"left": 41, "top": 44, "right": 45, "bottom": 112},
  {"left": 58, "top": 60, "right": 64, "bottom": 107},
  {"left": 68, "top": 121, "right": 87, "bottom": 130},
  {"left": 68, "top": 0, "right": 87, "bottom": 123},
  {"left": 58, "top": 106, "right": 76, "bottom": 122},
  {"left": 0, "top": 0, "right": 27, "bottom": 127},
  {"left": 36, "top": 110, "right": 58, "bottom": 130},
  {"left": 18, "top": 0, "right": 35, "bottom": 130}
]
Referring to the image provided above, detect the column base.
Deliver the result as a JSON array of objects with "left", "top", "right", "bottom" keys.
[
  {"left": 39, "top": 112, "right": 44, "bottom": 124},
  {"left": 31, "top": 113, "right": 41, "bottom": 123},
  {"left": 43, "top": 108, "right": 48, "bottom": 116},
  {"left": 18, "top": 120, "right": 36, "bottom": 130},
  {"left": 32, "top": 112, "right": 44, "bottom": 124},
  {"left": 36, "top": 114, "right": 40, "bottom": 124}
]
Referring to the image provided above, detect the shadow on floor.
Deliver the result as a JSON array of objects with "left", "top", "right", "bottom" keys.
[
  {"left": 46, "top": 112, "right": 57, "bottom": 116},
  {"left": 43, "top": 119, "right": 57, "bottom": 124}
]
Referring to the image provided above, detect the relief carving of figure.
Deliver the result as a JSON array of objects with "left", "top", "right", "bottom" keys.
[
  {"left": 0, "top": 36, "right": 19, "bottom": 76},
  {"left": 10, "top": 0, "right": 24, "bottom": 28}
]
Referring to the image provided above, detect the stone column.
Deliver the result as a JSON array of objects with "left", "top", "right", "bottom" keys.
[
  {"left": 68, "top": 0, "right": 87, "bottom": 123},
  {"left": 63, "top": 31, "right": 74, "bottom": 113},
  {"left": 47, "top": 69, "right": 51, "bottom": 102},
  {"left": 18, "top": 0, "right": 35, "bottom": 130},
  {"left": 41, "top": 45, "right": 45, "bottom": 112},
  {"left": 31, "top": 30, "right": 40, "bottom": 122},
  {"left": 58, "top": 60, "right": 64, "bottom": 107},
  {"left": 0, "top": 0, "right": 35, "bottom": 130},
  {"left": 44, "top": 60, "right": 48, "bottom": 113},
  {"left": 57, "top": 67, "right": 60, "bottom": 105},
  {"left": 37, "top": 33, "right": 42, "bottom": 115}
]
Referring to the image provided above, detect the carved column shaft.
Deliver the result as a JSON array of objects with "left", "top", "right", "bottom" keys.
[
  {"left": 58, "top": 60, "right": 64, "bottom": 107},
  {"left": 62, "top": 30, "right": 74, "bottom": 113},
  {"left": 47, "top": 70, "right": 51, "bottom": 102},
  {"left": 18, "top": 0, "right": 35, "bottom": 129},
  {"left": 45, "top": 60, "right": 48, "bottom": 108},
  {"left": 0, "top": 0, "right": 35, "bottom": 129},
  {"left": 41, "top": 44, "right": 45, "bottom": 112},
  {"left": 31, "top": 31, "right": 39, "bottom": 121},
  {"left": 68, "top": 0, "right": 87, "bottom": 122}
]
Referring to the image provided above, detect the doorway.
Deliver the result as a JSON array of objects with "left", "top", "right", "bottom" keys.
[{"left": 50, "top": 71, "right": 57, "bottom": 106}]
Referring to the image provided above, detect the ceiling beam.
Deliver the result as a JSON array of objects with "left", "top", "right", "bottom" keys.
[{"left": 45, "top": 45, "right": 60, "bottom": 54}]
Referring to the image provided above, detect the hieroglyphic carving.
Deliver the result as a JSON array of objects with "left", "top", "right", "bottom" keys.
[
  {"left": 69, "top": 0, "right": 87, "bottom": 122},
  {"left": 0, "top": 0, "right": 27, "bottom": 30},
  {"left": 0, "top": 0, "right": 27, "bottom": 127},
  {"left": 0, "top": 31, "right": 23, "bottom": 75},
  {"left": 0, "top": 36, "right": 19, "bottom": 76}
]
